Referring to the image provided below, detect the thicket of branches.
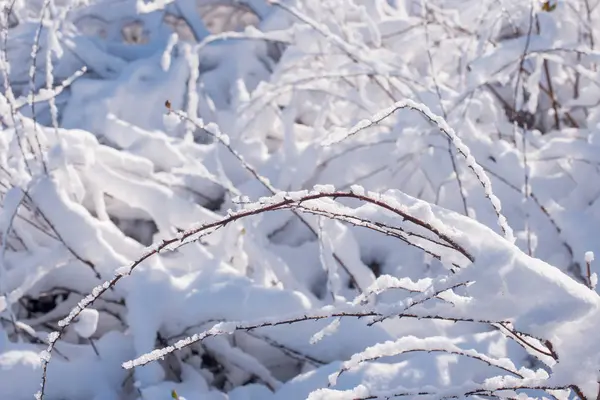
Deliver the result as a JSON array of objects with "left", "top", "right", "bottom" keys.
[{"left": 1, "top": 0, "right": 600, "bottom": 399}]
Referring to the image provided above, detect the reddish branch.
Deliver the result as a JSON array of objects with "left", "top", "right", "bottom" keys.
[
  {"left": 37, "top": 189, "right": 475, "bottom": 398},
  {"left": 353, "top": 384, "right": 571, "bottom": 399}
]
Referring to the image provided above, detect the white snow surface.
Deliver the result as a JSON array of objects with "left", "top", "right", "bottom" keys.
[{"left": 1, "top": 0, "right": 600, "bottom": 399}]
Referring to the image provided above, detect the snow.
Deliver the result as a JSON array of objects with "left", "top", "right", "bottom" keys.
[
  {"left": 72, "top": 309, "right": 100, "bottom": 339},
  {"left": 309, "top": 318, "right": 340, "bottom": 345},
  {"left": 586, "top": 251, "right": 595, "bottom": 263},
  {"left": 162, "top": 111, "right": 181, "bottom": 132},
  {"left": 350, "top": 185, "right": 365, "bottom": 196},
  {"left": 2, "top": 0, "right": 600, "bottom": 399},
  {"left": 313, "top": 184, "right": 335, "bottom": 194}
]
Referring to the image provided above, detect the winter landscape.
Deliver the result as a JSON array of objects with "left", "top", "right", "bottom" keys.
[{"left": 1, "top": 0, "right": 600, "bottom": 399}]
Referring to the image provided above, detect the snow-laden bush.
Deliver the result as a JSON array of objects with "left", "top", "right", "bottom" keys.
[{"left": 1, "top": 0, "right": 600, "bottom": 399}]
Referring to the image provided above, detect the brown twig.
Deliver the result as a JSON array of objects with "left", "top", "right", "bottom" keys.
[
  {"left": 37, "top": 188, "right": 476, "bottom": 398},
  {"left": 167, "top": 104, "right": 365, "bottom": 292}
]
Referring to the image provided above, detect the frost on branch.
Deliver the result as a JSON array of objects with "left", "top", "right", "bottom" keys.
[{"left": 2, "top": 0, "right": 600, "bottom": 399}]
